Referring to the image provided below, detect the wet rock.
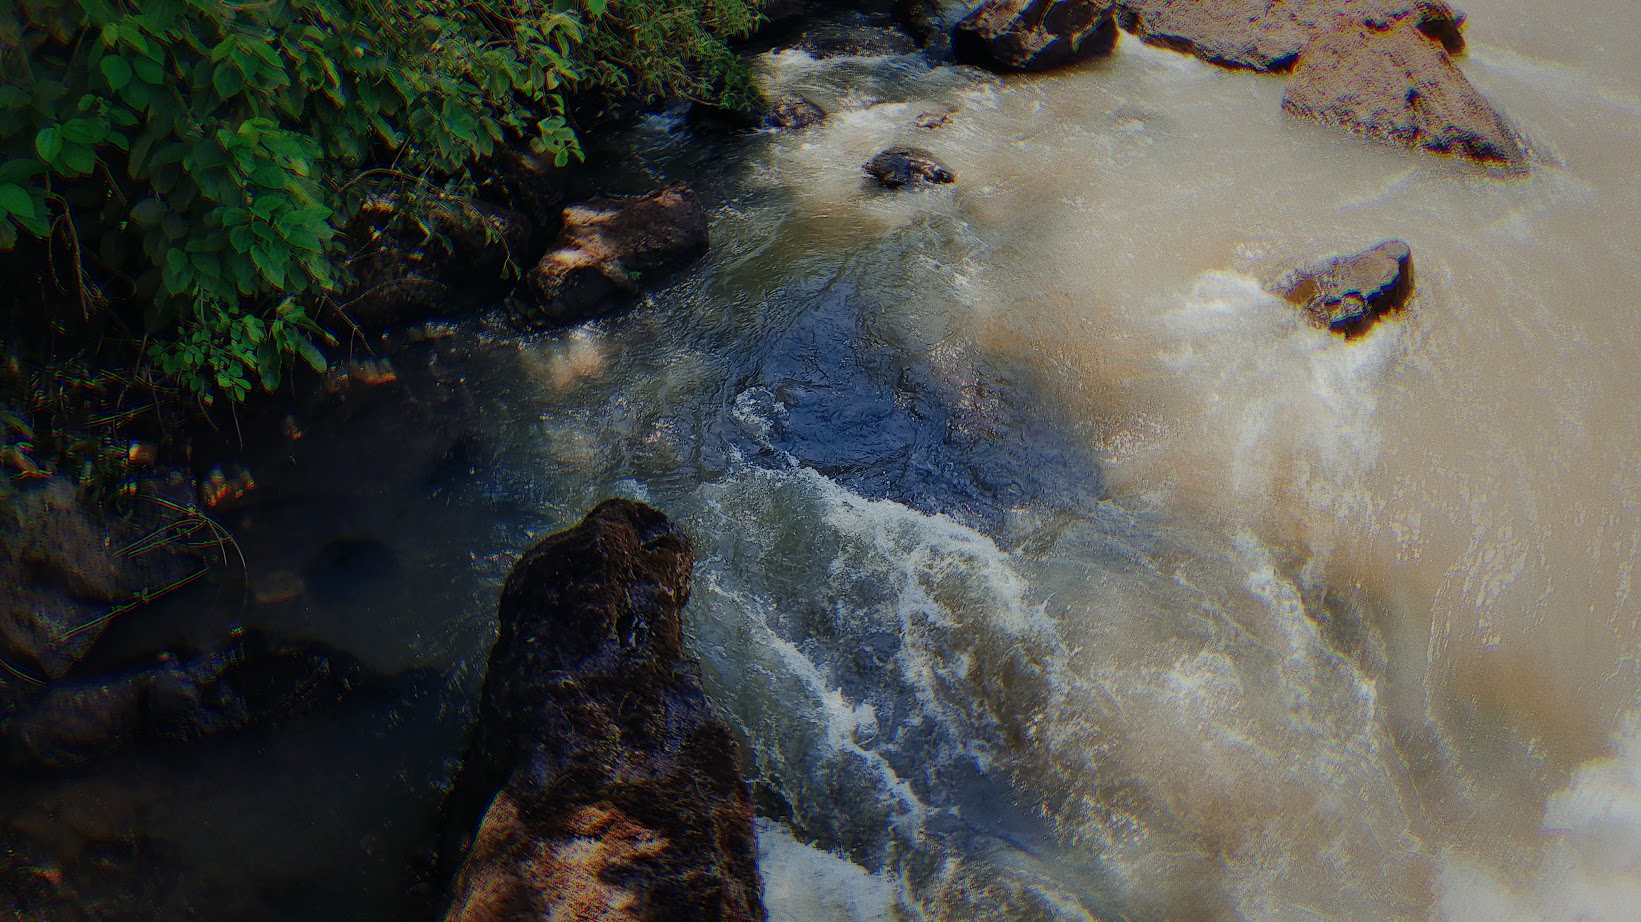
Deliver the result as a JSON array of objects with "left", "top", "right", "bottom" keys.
[
  {"left": 767, "top": 93, "right": 828, "bottom": 130},
  {"left": 864, "top": 147, "right": 956, "bottom": 187},
  {"left": 1283, "top": 23, "right": 1527, "bottom": 168},
  {"left": 690, "top": 93, "right": 826, "bottom": 133},
  {"left": 438, "top": 500, "right": 763, "bottom": 922},
  {"left": 799, "top": 19, "right": 921, "bottom": 57},
  {"left": 512, "top": 185, "right": 709, "bottom": 329},
  {"left": 0, "top": 629, "right": 373, "bottom": 771},
  {"left": 0, "top": 478, "right": 197, "bottom": 689},
  {"left": 954, "top": 0, "right": 1120, "bottom": 72},
  {"left": 344, "top": 195, "right": 535, "bottom": 331},
  {"left": 1114, "top": 0, "right": 1466, "bottom": 72},
  {"left": 1270, "top": 240, "right": 1414, "bottom": 336},
  {"left": 916, "top": 107, "right": 957, "bottom": 129}
]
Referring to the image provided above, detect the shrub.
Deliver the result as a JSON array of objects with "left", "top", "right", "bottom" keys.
[{"left": 0, "top": 0, "right": 762, "bottom": 405}]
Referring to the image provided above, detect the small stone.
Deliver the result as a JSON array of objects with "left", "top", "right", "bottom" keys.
[
  {"left": 864, "top": 147, "right": 955, "bottom": 187},
  {"left": 1271, "top": 240, "right": 1414, "bottom": 336},
  {"left": 916, "top": 109, "right": 955, "bottom": 129}
]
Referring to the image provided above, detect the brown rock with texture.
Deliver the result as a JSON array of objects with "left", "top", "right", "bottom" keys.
[
  {"left": 1115, "top": 0, "right": 1465, "bottom": 72},
  {"left": 1283, "top": 24, "right": 1526, "bottom": 168},
  {"left": 439, "top": 499, "right": 764, "bottom": 922},
  {"left": 1271, "top": 239, "right": 1414, "bottom": 336},
  {"left": 954, "top": 0, "right": 1120, "bottom": 72},
  {"left": 514, "top": 186, "right": 709, "bottom": 329}
]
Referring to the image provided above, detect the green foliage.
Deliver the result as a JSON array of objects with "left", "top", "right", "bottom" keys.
[{"left": 0, "top": 0, "right": 762, "bottom": 405}]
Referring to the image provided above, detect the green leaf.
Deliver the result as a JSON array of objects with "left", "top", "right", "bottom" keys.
[
  {"left": 294, "top": 335, "right": 326, "bottom": 373},
  {"left": 34, "top": 126, "right": 63, "bottom": 164},
  {"left": 212, "top": 64, "right": 243, "bottom": 99},
  {"left": 0, "top": 185, "right": 34, "bottom": 221},
  {"left": 101, "top": 56, "right": 133, "bottom": 91}
]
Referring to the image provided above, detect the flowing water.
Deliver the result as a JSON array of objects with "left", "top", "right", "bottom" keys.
[{"left": 16, "top": 2, "right": 1641, "bottom": 919}]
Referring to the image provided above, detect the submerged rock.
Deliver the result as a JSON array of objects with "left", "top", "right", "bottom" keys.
[
  {"left": 438, "top": 499, "right": 763, "bottom": 922},
  {"left": 864, "top": 147, "right": 956, "bottom": 187},
  {"left": 513, "top": 184, "right": 709, "bottom": 329},
  {"left": 0, "top": 629, "right": 376, "bottom": 771},
  {"left": 1283, "top": 23, "right": 1527, "bottom": 168},
  {"left": 0, "top": 479, "right": 197, "bottom": 691},
  {"left": 1114, "top": 0, "right": 1466, "bottom": 72},
  {"left": 954, "top": 0, "right": 1119, "bottom": 72},
  {"left": 1271, "top": 240, "right": 1414, "bottom": 336}
]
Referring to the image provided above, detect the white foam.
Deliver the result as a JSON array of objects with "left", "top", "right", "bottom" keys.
[{"left": 758, "top": 819, "right": 903, "bottom": 922}]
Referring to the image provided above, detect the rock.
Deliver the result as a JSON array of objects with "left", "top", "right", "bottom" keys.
[
  {"left": 343, "top": 195, "right": 535, "bottom": 331},
  {"left": 864, "top": 147, "right": 956, "bottom": 187},
  {"left": 1270, "top": 240, "right": 1414, "bottom": 335},
  {"left": 1114, "top": 0, "right": 1466, "bottom": 72},
  {"left": 1283, "top": 23, "right": 1527, "bottom": 168},
  {"left": 689, "top": 93, "right": 826, "bottom": 133},
  {"left": 0, "top": 629, "right": 375, "bottom": 771},
  {"left": 767, "top": 93, "right": 828, "bottom": 130},
  {"left": 954, "top": 0, "right": 1120, "bottom": 72},
  {"left": 916, "top": 108, "right": 957, "bottom": 129},
  {"left": 438, "top": 500, "right": 763, "bottom": 922},
  {"left": 0, "top": 478, "right": 197, "bottom": 689},
  {"left": 799, "top": 20, "right": 921, "bottom": 57},
  {"left": 512, "top": 185, "right": 709, "bottom": 329}
]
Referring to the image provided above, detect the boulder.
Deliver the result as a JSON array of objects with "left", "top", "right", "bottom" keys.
[
  {"left": 1114, "top": 0, "right": 1465, "bottom": 72},
  {"left": 954, "top": 0, "right": 1120, "bottom": 72},
  {"left": 438, "top": 499, "right": 764, "bottom": 922},
  {"left": 1283, "top": 23, "right": 1527, "bottom": 168},
  {"left": 864, "top": 147, "right": 956, "bottom": 187},
  {"left": 343, "top": 195, "right": 535, "bottom": 331},
  {"left": 512, "top": 185, "right": 709, "bottom": 329},
  {"left": 1270, "top": 240, "right": 1414, "bottom": 336}
]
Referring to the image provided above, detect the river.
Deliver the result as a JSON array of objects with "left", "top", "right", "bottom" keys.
[{"left": 26, "top": 2, "right": 1641, "bottom": 919}]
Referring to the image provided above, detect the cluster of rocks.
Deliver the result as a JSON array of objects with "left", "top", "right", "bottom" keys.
[{"left": 947, "top": 0, "right": 1528, "bottom": 170}]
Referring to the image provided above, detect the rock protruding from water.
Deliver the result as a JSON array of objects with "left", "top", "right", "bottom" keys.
[
  {"left": 439, "top": 499, "right": 764, "bottom": 922},
  {"left": 864, "top": 147, "right": 956, "bottom": 187},
  {"left": 1114, "top": 0, "right": 1465, "bottom": 72},
  {"left": 514, "top": 185, "right": 709, "bottom": 329},
  {"left": 345, "top": 195, "right": 536, "bottom": 331},
  {"left": 1283, "top": 23, "right": 1526, "bottom": 168},
  {"left": 954, "top": 0, "right": 1119, "bottom": 72},
  {"left": 767, "top": 93, "right": 828, "bottom": 130},
  {"left": 690, "top": 93, "right": 827, "bottom": 133},
  {"left": 1271, "top": 240, "right": 1414, "bottom": 336}
]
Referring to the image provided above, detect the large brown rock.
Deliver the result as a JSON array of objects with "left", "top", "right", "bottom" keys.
[
  {"left": 1271, "top": 239, "right": 1414, "bottom": 336},
  {"left": 1115, "top": 0, "right": 1465, "bottom": 72},
  {"left": 439, "top": 499, "right": 764, "bottom": 922},
  {"left": 954, "top": 0, "right": 1120, "bottom": 72},
  {"left": 1283, "top": 24, "right": 1527, "bottom": 169},
  {"left": 513, "top": 185, "right": 709, "bottom": 330}
]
